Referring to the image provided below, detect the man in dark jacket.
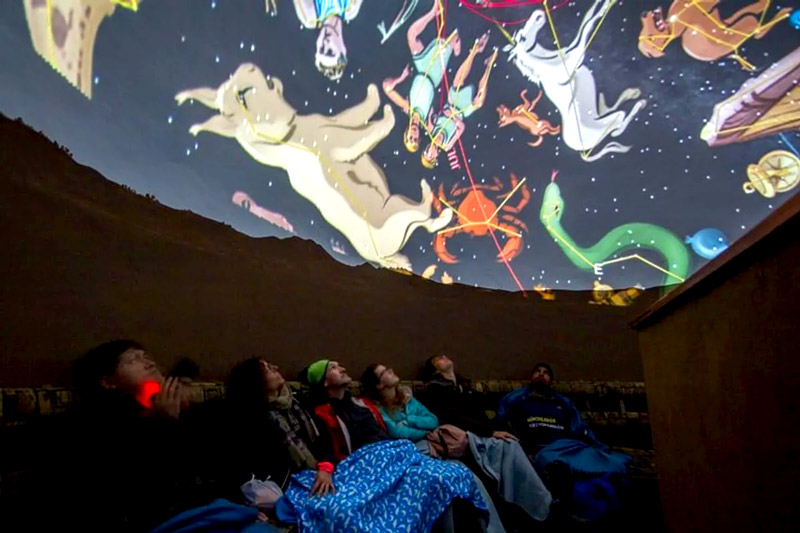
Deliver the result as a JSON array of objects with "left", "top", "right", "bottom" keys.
[
  {"left": 423, "top": 353, "right": 517, "bottom": 442},
  {"left": 54, "top": 340, "right": 217, "bottom": 531},
  {"left": 496, "top": 363, "right": 610, "bottom": 459},
  {"left": 497, "top": 363, "right": 630, "bottom": 521}
]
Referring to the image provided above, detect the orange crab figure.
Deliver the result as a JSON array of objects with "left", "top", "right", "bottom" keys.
[{"left": 433, "top": 173, "right": 530, "bottom": 263}]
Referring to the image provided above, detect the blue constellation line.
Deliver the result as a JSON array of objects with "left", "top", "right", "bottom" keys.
[{"left": 779, "top": 133, "right": 799, "bottom": 158}]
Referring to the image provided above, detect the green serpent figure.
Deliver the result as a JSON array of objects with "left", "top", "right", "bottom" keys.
[{"left": 539, "top": 172, "right": 690, "bottom": 286}]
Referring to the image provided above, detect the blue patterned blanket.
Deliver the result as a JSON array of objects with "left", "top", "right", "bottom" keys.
[{"left": 284, "top": 440, "right": 487, "bottom": 532}]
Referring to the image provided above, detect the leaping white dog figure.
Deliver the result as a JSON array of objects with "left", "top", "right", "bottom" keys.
[
  {"left": 175, "top": 63, "right": 452, "bottom": 270},
  {"left": 506, "top": 0, "right": 646, "bottom": 162}
]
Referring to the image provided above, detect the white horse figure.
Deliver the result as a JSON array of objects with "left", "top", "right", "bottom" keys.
[{"left": 506, "top": 0, "right": 646, "bottom": 162}]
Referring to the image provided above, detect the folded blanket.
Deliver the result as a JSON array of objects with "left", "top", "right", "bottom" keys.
[
  {"left": 284, "top": 440, "right": 487, "bottom": 532},
  {"left": 468, "top": 433, "right": 552, "bottom": 521},
  {"left": 534, "top": 438, "right": 630, "bottom": 476}
]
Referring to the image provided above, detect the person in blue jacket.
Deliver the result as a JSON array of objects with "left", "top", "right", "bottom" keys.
[
  {"left": 360, "top": 363, "right": 439, "bottom": 442},
  {"left": 497, "top": 363, "right": 629, "bottom": 521},
  {"left": 497, "top": 364, "right": 595, "bottom": 456},
  {"left": 361, "top": 363, "right": 555, "bottom": 528}
]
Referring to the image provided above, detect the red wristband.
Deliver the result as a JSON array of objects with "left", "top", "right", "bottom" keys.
[{"left": 317, "top": 461, "right": 334, "bottom": 474}]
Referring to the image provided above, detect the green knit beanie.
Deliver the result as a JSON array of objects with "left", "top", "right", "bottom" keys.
[{"left": 306, "top": 359, "right": 330, "bottom": 387}]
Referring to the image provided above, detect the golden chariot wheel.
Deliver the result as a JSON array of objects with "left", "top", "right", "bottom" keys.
[{"left": 744, "top": 150, "right": 800, "bottom": 197}]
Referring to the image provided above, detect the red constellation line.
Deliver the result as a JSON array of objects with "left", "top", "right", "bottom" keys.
[
  {"left": 439, "top": 0, "right": 528, "bottom": 295},
  {"left": 461, "top": 0, "right": 571, "bottom": 27}
]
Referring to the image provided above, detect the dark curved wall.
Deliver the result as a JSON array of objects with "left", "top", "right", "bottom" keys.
[{"left": 0, "top": 116, "right": 655, "bottom": 387}]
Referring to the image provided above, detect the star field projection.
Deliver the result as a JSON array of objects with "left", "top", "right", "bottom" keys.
[{"left": 0, "top": 0, "right": 798, "bottom": 292}]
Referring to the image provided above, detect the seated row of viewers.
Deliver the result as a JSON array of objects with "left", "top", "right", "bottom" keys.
[{"left": 40, "top": 340, "right": 631, "bottom": 532}]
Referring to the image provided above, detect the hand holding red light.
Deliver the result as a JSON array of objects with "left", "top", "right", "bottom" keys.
[{"left": 152, "top": 377, "right": 182, "bottom": 419}]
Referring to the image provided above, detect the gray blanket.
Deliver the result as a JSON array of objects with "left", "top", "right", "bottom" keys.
[{"left": 467, "top": 433, "right": 553, "bottom": 521}]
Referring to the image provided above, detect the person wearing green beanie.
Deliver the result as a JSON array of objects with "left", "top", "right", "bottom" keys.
[
  {"left": 304, "top": 359, "right": 330, "bottom": 387},
  {"left": 298, "top": 359, "right": 492, "bottom": 530},
  {"left": 300, "top": 359, "right": 389, "bottom": 462}
]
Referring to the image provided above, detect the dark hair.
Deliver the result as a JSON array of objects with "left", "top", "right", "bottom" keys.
[
  {"left": 226, "top": 357, "right": 267, "bottom": 409},
  {"left": 423, "top": 356, "right": 440, "bottom": 382},
  {"left": 360, "top": 364, "right": 381, "bottom": 400},
  {"left": 531, "top": 362, "right": 554, "bottom": 381},
  {"left": 298, "top": 364, "right": 312, "bottom": 387},
  {"left": 299, "top": 364, "right": 329, "bottom": 407},
  {"left": 72, "top": 339, "right": 144, "bottom": 397},
  {"left": 361, "top": 364, "right": 407, "bottom": 412}
]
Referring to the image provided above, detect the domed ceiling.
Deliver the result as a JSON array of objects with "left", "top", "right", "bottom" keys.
[{"left": 1, "top": 0, "right": 798, "bottom": 292}]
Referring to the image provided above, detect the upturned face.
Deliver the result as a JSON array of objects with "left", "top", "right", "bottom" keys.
[
  {"left": 531, "top": 365, "right": 552, "bottom": 386},
  {"left": 432, "top": 354, "right": 454, "bottom": 373},
  {"left": 422, "top": 145, "right": 439, "bottom": 168},
  {"left": 102, "top": 348, "right": 164, "bottom": 393},
  {"left": 325, "top": 361, "right": 352, "bottom": 387},
  {"left": 260, "top": 360, "right": 285, "bottom": 393},
  {"left": 404, "top": 122, "right": 420, "bottom": 153},
  {"left": 374, "top": 364, "right": 400, "bottom": 389}
]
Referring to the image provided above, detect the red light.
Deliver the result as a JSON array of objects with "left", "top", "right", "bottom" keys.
[{"left": 136, "top": 380, "right": 161, "bottom": 408}]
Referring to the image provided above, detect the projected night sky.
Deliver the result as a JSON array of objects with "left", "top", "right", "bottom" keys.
[{"left": 1, "top": 0, "right": 798, "bottom": 292}]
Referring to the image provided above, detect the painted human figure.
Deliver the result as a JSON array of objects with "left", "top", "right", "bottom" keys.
[
  {"left": 421, "top": 33, "right": 498, "bottom": 168},
  {"left": 292, "top": 0, "right": 364, "bottom": 80},
  {"left": 383, "top": 0, "right": 462, "bottom": 154}
]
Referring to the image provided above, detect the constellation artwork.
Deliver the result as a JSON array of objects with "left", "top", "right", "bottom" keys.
[
  {"left": 506, "top": 0, "right": 647, "bottom": 162},
  {"left": 175, "top": 64, "right": 453, "bottom": 271},
  {"left": 377, "top": 0, "right": 420, "bottom": 43},
  {"left": 232, "top": 191, "right": 295, "bottom": 234},
  {"left": 701, "top": 46, "right": 800, "bottom": 146},
  {"left": 638, "top": 0, "right": 791, "bottom": 71},
  {"left": 539, "top": 171, "right": 689, "bottom": 286},
  {"left": 496, "top": 90, "right": 561, "bottom": 148},
  {"left": 3, "top": 0, "right": 797, "bottom": 292},
  {"left": 290, "top": 0, "right": 365, "bottom": 81},
  {"left": 23, "top": 0, "right": 119, "bottom": 98},
  {"left": 433, "top": 173, "right": 530, "bottom": 263}
]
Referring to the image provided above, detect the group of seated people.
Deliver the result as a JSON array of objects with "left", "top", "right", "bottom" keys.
[{"left": 35, "top": 340, "right": 631, "bottom": 532}]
